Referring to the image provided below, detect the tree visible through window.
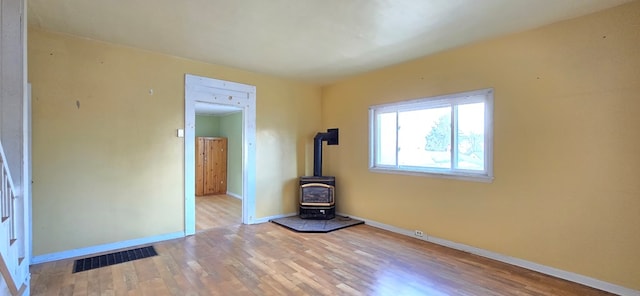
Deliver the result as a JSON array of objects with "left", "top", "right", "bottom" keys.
[{"left": 369, "top": 88, "right": 493, "bottom": 182}]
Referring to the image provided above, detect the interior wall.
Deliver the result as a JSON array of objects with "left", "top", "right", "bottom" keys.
[
  {"left": 28, "top": 28, "right": 322, "bottom": 256},
  {"left": 0, "top": 0, "right": 25, "bottom": 189},
  {"left": 195, "top": 115, "right": 220, "bottom": 137},
  {"left": 219, "top": 112, "right": 242, "bottom": 197},
  {"left": 321, "top": 1, "right": 640, "bottom": 290}
]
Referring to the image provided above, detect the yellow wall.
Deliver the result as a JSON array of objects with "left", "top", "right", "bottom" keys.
[
  {"left": 322, "top": 2, "right": 640, "bottom": 290},
  {"left": 29, "top": 28, "right": 322, "bottom": 256}
]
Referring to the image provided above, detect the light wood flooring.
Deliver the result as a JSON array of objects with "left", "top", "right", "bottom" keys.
[
  {"left": 196, "top": 194, "right": 242, "bottom": 231},
  {"left": 30, "top": 212, "right": 613, "bottom": 295}
]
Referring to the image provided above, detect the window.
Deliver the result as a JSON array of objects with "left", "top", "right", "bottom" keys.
[{"left": 369, "top": 88, "right": 493, "bottom": 182}]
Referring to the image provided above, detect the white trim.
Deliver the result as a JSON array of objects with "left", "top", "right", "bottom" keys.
[
  {"left": 226, "top": 191, "right": 242, "bottom": 200},
  {"left": 253, "top": 212, "right": 297, "bottom": 224},
  {"left": 185, "top": 74, "right": 258, "bottom": 236},
  {"left": 24, "top": 83, "right": 32, "bottom": 266},
  {"left": 369, "top": 167, "right": 494, "bottom": 183},
  {"left": 31, "top": 232, "right": 184, "bottom": 265},
  {"left": 337, "top": 212, "right": 640, "bottom": 296},
  {"left": 22, "top": 275, "right": 30, "bottom": 296}
]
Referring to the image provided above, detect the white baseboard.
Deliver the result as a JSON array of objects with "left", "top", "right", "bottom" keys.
[
  {"left": 226, "top": 191, "right": 242, "bottom": 200},
  {"left": 253, "top": 212, "right": 297, "bottom": 224},
  {"left": 337, "top": 212, "right": 639, "bottom": 296},
  {"left": 31, "top": 232, "right": 184, "bottom": 265}
]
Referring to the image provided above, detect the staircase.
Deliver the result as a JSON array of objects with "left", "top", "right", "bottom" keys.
[
  {"left": 0, "top": 0, "right": 29, "bottom": 293},
  {"left": 0, "top": 141, "right": 27, "bottom": 296}
]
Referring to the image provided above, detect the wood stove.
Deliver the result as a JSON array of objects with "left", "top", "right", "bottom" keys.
[
  {"left": 299, "top": 176, "right": 335, "bottom": 219},
  {"left": 299, "top": 128, "right": 338, "bottom": 220}
]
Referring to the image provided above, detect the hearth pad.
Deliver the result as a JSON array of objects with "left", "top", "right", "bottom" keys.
[{"left": 270, "top": 215, "right": 364, "bottom": 233}]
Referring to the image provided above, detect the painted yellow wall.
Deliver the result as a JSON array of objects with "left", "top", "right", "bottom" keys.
[
  {"left": 29, "top": 28, "right": 322, "bottom": 256},
  {"left": 321, "top": 2, "right": 640, "bottom": 290}
]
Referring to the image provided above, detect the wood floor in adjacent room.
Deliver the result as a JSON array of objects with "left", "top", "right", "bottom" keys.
[
  {"left": 196, "top": 194, "right": 242, "bottom": 231},
  {"left": 30, "top": 199, "right": 613, "bottom": 296}
]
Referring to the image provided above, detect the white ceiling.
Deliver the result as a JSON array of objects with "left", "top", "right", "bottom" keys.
[{"left": 27, "top": 0, "right": 632, "bottom": 84}]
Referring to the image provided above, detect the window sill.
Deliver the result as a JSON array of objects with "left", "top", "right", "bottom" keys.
[{"left": 369, "top": 167, "right": 494, "bottom": 183}]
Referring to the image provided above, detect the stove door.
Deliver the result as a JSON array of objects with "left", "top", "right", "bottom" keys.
[{"left": 300, "top": 183, "right": 335, "bottom": 206}]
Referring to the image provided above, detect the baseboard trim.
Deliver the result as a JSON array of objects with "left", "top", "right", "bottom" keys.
[
  {"left": 31, "top": 232, "right": 184, "bottom": 265},
  {"left": 338, "top": 212, "right": 639, "bottom": 296},
  {"left": 253, "top": 212, "right": 297, "bottom": 224},
  {"left": 226, "top": 191, "right": 242, "bottom": 200}
]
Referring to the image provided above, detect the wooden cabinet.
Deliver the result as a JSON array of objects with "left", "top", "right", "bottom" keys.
[{"left": 196, "top": 137, "right": 227, "bottom": 196}]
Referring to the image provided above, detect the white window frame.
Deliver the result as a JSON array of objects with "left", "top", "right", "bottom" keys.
[{"left": 369, "top": 88, "right": 494, "bottom": 182}]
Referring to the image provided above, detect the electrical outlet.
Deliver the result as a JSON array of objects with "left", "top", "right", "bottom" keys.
[{"left": 415, "top": 230, "right": 424, "bottom": 237}]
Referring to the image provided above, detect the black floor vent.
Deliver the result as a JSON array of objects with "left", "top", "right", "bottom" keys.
[{"left": 73, "top": 246, "right": 157, "bottom": 273}]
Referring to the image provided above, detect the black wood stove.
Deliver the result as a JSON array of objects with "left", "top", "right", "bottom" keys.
[{"left": 299, "top": 128, "right": 338, "bottom": 220}]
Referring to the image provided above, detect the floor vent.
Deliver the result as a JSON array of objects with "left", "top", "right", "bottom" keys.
[{"left": 72, "top": 246, "right": 157, "bottom": 273}]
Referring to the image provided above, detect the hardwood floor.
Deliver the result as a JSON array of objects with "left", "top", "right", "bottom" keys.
[
  {"left": 30, "top": 218, "right": 613, "bottom": 296},
  {"left": 196, "top": 194, "right": 241, "bottom": 231}
]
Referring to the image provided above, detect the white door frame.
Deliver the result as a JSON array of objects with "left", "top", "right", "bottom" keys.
[{"left": 184, "top": 74, "right": 257, "bottom": 235}]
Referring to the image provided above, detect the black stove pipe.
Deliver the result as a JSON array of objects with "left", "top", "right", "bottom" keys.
[{"left": 313, "top": 128, "right": 339, "bottom": 177}]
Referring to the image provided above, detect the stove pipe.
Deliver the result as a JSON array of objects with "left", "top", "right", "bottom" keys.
[{"left": 313, "top": 128, "right": 339, "bottom": 176}]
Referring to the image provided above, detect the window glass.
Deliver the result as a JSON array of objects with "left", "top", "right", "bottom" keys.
[
  {"left": 377, "top": 112, "right": 397, "bottom": 166},
  {"left": 456, "top": 102, "right": 485, "bottom": 171},
  {"left": 398, "top": 107, "right": 450, "bottom": 168}
]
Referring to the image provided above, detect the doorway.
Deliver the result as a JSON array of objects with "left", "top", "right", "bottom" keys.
[
  {"left": 184, "top": 74, "right": 257, "bottom": 236},
  {"left": 194, "top": 109, "right": 241, "bottom": 231}
]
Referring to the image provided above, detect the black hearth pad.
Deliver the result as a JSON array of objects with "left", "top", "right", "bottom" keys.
[{"left": 270, "top": 215, "right": 364, "bottom": 233}]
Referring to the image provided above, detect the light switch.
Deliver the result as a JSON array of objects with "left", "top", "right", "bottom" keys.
[{"left": 177, "top": 128, "right": 184, "bottom": 138}]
